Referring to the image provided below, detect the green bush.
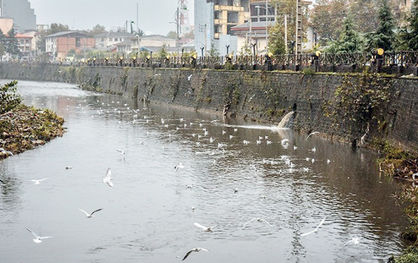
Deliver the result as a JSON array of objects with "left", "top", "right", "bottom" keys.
[{"left": 0, "top": 81, "right": 21, "bottom": 114}]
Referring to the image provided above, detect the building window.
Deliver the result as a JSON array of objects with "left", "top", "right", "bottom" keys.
[
  {"left": 214, "top": 11, "right": 220, "bottom": 19},
  {"left": 215, "top": 25, "right": 220, "bottom": 33},
  {"left": 76, "top": 38, "right": 81, "bottom": 48},
  {"left": 227, "top": 11, "right": 238, "bottom": 23}
]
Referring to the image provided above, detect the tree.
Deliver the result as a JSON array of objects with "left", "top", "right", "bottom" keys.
[
  {"left": 268, "top": 23, "right": 286, "bottom": 55},
  {"left": 269, "top": 0, "right": 309, "bottom": 53},
  {"left": 327, "top": 16, "right": 364, "bottom": 53},
  {"left": 366, "top": 0, "right": 396, "bottom": 51},
  {"left": 5, "top": 28, "right": 20, "bottom": 56},
  {"left": 310, "top": 0, "right": 347, "bottom": 45},
  {"left": 0, "top": 81, "right": 21, "bottom": 114},
  {"left": 311, "top": 0, "right": 380, "bottom": 46},
  {"left": 90, "top": 24, "right": 106, "bottom": 35},
  {"left": 399, "top": 0, "right": 418, "bottom": 50},
  {"left": 166, "top": 31, "right": 177, "bottom": 39}
]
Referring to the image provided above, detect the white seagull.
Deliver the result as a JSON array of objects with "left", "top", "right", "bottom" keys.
[
  {"left": 79, "top": 208, "right": 103, "bottom": 218},
  {"left": 281, "top": 139, "right": 289, "bottom": 149},
  {"left": 306, "top": 131, "right": 320, "bottom": 140},
  {"left": 116, "top": 149, "right": 126, "bottom": 156},
  {"left": 175, "top": 163, "right": 185, "bottom": 171},
  {"left": 301, "top": 217, "right": 326, "bottom": 237},
  {"left": 194, "top": 222, "right": 215, "bottom": 232},
  {"left": 103, "top": 168, "right": 114, "bottom": 187},
  {"left": 26, "top": 228, "right": 53, "bottom": 244},
  {"left": 345, "top": 237, "right": 360, "bottom": 246},
  {"left": 30, "top": 178, "right": 48, "bottom": 185},
  {"left": 182, "top": 248, "right": 209, "bottom": 261},
  {"left": 187, "top": 74, "right": 193, "bottom": 81}
]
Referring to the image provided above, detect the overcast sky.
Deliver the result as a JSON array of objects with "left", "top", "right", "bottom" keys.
[{"left": 29, "top": 0, "right": 194, "bottom": 35}]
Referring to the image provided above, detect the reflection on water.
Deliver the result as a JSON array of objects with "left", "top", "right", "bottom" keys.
[{"left": 0, "top": 80, "right": 408, "bottom": 263}]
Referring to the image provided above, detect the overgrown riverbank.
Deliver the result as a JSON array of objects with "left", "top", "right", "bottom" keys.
[
  {"left": 378, "top": 143, "right": 418, "bottom": 262},
  {"left": 0, "top": 81, "right": 64, "bottom": 159}
]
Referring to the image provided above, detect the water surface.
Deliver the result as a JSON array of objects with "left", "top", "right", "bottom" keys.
[{"left": 0, "top": 80, "right": 408, "bottom": 263}]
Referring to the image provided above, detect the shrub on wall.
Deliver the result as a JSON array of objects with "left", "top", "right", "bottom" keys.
[{"left": 0, "top": 81, "right": 21, "bottom": 114}]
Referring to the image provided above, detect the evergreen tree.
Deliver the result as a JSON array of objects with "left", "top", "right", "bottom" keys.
[
  {"left": 326, "top": 16, "right": 364, "bottom": 53},
  {"left": 399, "top": 0, "right": 418, "bottom": 50},
  {"left": 5, "top": 28, "right": 20, "bottom": 56},
  {"left": 268, "top": 23, "right": 286, "bottom": 55},
  {"left": 366, "top": 0, "right": 396, "bottom": 51}
]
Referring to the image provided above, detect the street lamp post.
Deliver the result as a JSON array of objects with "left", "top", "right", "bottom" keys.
[{"left": 226, "top": 44, "right": 230, "bottom": 55}]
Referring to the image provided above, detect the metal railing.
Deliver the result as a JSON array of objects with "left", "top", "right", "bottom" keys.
[{"left": 23, "top": 51, "right": 418, "bottom": 74}]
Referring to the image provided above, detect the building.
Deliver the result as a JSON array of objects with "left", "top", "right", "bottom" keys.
[
  {"left": 94, "top": 31, "right": 135, "bottom": 50},
  {"left": 0, "top": 17, "right": 12, "bottom": 35},
  {"left": 46, "top": 31, "right": 95, "bottom": 60},
  {"left": 0, "top": 0, "right": 36, "bottom": 32},
  {"left": 15, "top": 31, "right": 37, "bottom": 56},
  {"left": 194, "top": 0, "right": 265, "bottom": 56},
  {"left": 231, "top": 20, "right": 274, "bottom": 55}
]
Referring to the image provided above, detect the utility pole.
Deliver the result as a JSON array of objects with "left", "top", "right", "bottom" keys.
[
  {"left": 136, "top": 2, "right": 139, "bottom": 33},
  {"left": 265, "top": 0, "right": 268, "bottom": 53},
  {"left": 204, "top": 24, "right": 207, "bottom": 56},
  {"left": 249, "top": 1, "right": 252, "bottom": 48},
  {"left": 295, "top": 0, "right": 302, "bottom": 55},
  {"left": 284, "top": 14, "right": 288, "bottom": 53}
]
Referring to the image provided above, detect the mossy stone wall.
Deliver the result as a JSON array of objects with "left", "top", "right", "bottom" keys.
[{"left": 0, "top": 63, "right": 416, "bottom": 152}]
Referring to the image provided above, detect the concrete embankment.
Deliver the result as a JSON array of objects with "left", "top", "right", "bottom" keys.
[{"left": 0, "top": 63, "right": 417, "bottom": 153}]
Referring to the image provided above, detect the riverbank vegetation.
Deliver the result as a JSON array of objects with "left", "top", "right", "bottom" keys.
[{"left": 0, "top": 81, "right": 64, "bottom": 159}]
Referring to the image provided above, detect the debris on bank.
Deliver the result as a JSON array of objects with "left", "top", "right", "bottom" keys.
[{"left": 0, "top": 104, "right": 64, "bottom": 159}]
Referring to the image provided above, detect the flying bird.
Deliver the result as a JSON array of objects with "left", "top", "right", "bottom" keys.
[
  {"left": 306, "top": 131, "right": 320, "bottom": 140},
  {"left": 79, "top": 208, "right": 103, "bottom": 218},
  {"left": 301, "top": 217, "right": 326, "bottom": 237},
  {"left": 30, "top": 178, "right": 48, "bottom": 185},
  {"left": 194, "top": 222, "right": 215, "bottom": 232},
  {"left": 281, "top": 139, "right": 289, "bottom": 149},
  {"left": 26, "top": 228, "right": 52, "bottom": 244},
  {"left": 103, "top": 168, "right": 114, "bottom": 187},
  {"left": 182, "top": 248, "right": 208, "bottom": 261}
]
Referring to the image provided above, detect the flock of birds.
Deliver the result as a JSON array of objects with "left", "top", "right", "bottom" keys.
[{"left": 13, "top": 98, "right": 363, "bottom": 261}]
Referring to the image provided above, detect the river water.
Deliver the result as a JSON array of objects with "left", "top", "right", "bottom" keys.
[{"left": 0, "top": 80, "right": 409, "bottom": 263}]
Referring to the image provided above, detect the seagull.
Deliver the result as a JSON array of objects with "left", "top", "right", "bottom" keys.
[
  {"left": 306, "top": 131, "right": 320, "bottom": 140},
  {"left": 229, "top": 135, "right": 234, "bottom": 140},
  {"left": 182, "top": 248, "right": 209, "bottom": 261},
  {"left": 345, "top": 237, "right": 360, "bottom": 246},
  {"left": 256, "top": 140, "right": 262, "bottom": 145},
  {"left": 311, "top": 147, "right": 317, "bottom": 153},
  {"left": 209, "top": 137, "right": 215, "bottom": 143},
  {"left": 243, "top": 218, "right": 273, "bottom": 228},
  {"left": 311, "top": 158, "right": 315, "bottom": 164},
  {"left": 266, "top": 140, "right": 272, "bottom": 145},
  {"left": 222, "top": 130, "right": 226, "bottom": 135},
  {"left": 65, "top": 166, "right": 72, "bottom": 170},
  {"left": 301, "top": 217, "right": 326, "bottom": 237},
  {"left": 233, "top": 128, "right": 238, "bottom": 132},
  {"left": 103, "top": 168, "right": 113, "bottom": 188},
  {"left": 175, "top": 163, "right": 185, "bottom": 171},
  {"left": 26, "top": 228, "right": 53, "bottom": 244},
  {"left": 234, "top": 188, "right": 238, "bottom": 193},
  {"left": 30, "top": 178, "right": 48, "bottom": 185},
  {"left": 281, "top": 139, "right": 289, "bottom": 149},
  {"left": 217, "top": 143, "right": 226, "bottom": 148},
  {"left": 243, "top": 140, "right": 250, "bottom": 145},
  {"left": 293, "top": 145, "right": 298, "bottom": 150},
  {"left": 187, "top": 74, "right": 193, "bottom": 81},
  {"left": 79, "top": 208, "right": 103, "bottom": 218},
  {"left": 327, "top": 159, "right": 331, "bottom": 164},
  {"left": 194, "top": 222, "right": 215, "bottom": 232},
  {"left": 116, "top": 149, "right": 126, "bottom": 156}
]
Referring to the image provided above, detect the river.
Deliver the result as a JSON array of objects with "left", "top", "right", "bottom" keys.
[{"left": 0, "top": 80, "right": 409, "bottom": 263}]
